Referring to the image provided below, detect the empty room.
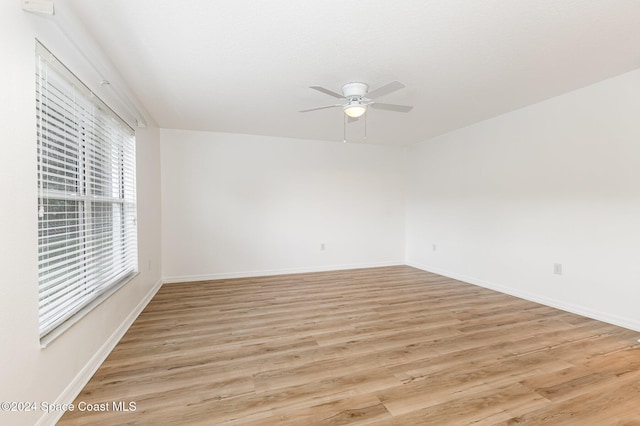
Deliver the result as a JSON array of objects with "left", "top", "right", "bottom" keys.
[{"left": 2, "top": 0, "right": 640, "bottom": 425}]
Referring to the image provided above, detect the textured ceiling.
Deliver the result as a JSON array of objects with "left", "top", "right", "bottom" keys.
[{"left": 65, "top": 0, "right": 640, "bottom": 146}]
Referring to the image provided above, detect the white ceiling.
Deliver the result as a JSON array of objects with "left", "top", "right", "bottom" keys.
[{"left": 65, "top": 0, "right": 640, "bottom": 146}]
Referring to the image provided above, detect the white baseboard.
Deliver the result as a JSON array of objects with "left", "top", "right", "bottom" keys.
[
  {"left": 162, "top": 260, "right": 404, "bottom": 284},
  {"left": 36, "top": 279, "right": 163, "bottom": 426},
  {"left": 407, "top": 261, "right": 640, "bottom": 333}
]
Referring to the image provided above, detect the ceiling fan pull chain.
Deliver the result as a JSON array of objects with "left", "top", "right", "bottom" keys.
[
  {"left": 364, "top": 112, "right": 367, "bottom": 140},
  {"left": 343, "top": 112, "right": 347, "bottom": 143}
]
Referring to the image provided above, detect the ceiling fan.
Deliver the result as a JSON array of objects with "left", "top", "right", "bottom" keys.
[{"left": 300, "top": 81, "right": 413, "bottom": 119}]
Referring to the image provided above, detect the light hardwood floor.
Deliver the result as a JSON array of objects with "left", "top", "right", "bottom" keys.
[{"left": 57, "top": 266, "right": 640, "bottom": 425}]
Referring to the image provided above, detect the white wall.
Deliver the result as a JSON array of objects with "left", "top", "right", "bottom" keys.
[
  {"left": 161, "top": 129, "right": 405, "bottom": 281},
  {"left": 0, "top": 3, "right": 162, "bottom": 426},
  {"left": 406, "top": 69, "right": 640, "bottom": 331}
]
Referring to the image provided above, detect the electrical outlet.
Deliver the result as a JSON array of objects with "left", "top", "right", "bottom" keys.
[
  {"left": 320, "top": 243, "right": 326, "bottom": 251},
  {"left": 553, "top": 263, "right": 562, "bottom": 275},
  {"left": 432, "top": 244, "right": 437, "bottom": 252}
]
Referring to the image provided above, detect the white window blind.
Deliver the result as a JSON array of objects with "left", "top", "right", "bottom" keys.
[{"left": 36, "top": 42, "right": 138, "bottom": 341}]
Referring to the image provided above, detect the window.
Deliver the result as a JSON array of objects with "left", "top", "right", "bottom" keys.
[{"left": 36, "top": 41, "right": 138, "bottom": 342}]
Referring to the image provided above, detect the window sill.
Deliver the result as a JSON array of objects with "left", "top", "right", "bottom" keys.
[{"left": 40, "top": 271, "right": 139, "bottom": 349}]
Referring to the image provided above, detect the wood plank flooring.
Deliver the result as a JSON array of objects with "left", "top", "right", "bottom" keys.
[{"left": 57, "top": 266, "right": 640, "bottom": 425}]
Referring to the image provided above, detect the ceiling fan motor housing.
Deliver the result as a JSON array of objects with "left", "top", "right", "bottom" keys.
[{"left": 341, "top": 82, "right": 369, "bottom": 98}]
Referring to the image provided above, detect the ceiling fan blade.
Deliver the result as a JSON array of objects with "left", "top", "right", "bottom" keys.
[
  {"left": 366, "top": 81, "right": 405, "bottom": 99},
  {"left": 299, "top": 104, "right": 342, "bottom": 113},
  {"left": 370, "top": 102, "right": 413, "bottom": 113},
  {"left": 309, "top": 86, "right": 344, "bottom": 99}
]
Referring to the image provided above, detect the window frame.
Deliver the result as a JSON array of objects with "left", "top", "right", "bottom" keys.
[{"left": 36, "top": 41, "right": 138, "bottom": 345}]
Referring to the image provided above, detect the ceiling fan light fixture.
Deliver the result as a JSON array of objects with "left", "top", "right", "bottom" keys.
[{"left": 344, "top": 102, "right": 367, "bottom": 118}]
